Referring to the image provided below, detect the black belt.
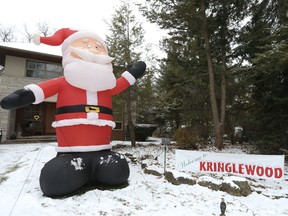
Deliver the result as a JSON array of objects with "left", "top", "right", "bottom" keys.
[{"left": 56, "top": 105, "right": 113, "bottom": 115}]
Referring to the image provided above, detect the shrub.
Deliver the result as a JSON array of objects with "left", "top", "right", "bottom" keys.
[
  {"left": 174, "top": 128, "right": 200, "bottom": 150},
  {"left": 254, "top": 138, "right": 281, "bottom": 155}
]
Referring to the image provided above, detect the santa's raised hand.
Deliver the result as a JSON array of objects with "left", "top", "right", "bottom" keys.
[{"left": 127, "top": 61, "right": 146, "bottom": 80}]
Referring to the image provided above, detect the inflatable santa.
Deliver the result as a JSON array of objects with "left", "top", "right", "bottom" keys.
[{"left": 0, "top": 28, "right": 146, "bottom": 197}]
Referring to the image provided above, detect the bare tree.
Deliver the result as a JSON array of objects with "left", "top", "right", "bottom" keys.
[
  {"left": 23, "top": 24, "right": 33, "bottom": 42},
  {"left": 37, "top": 22, "right": 53, "bottom": 36},
  {"left": 0, "top": 25, "right": 16, "bottom": 42},
  {"left": 106, "top": 1, "right": 144, "bottom": 147},
  {"left": 21, "top": 22, "right": 54, "bottom": 42}
]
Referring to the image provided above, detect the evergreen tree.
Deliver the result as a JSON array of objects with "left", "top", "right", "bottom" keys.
[
  {"left": 106, "top": 0, "right": 145, "bottom": 147},
  {"left": 237, "top": 0, "right": 288, "bottom": 153},
  {"left": 141, "top": 0, "right": 249, "bottom": 149}
]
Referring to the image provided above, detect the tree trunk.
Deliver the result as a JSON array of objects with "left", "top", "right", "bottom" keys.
[
  {"left": 127, "top": 89, "right": 136, "bottom": 147},
  {"left": 218, "top": 51, "right": 227, "bottom": 149},
  {"left": 200, "top": 0, "right": 223, "bottom": 149}
]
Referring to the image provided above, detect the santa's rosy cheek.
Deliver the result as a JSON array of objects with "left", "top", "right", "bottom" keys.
[{"left": 71, "top": 51, "right": 81, "bottom": 59}]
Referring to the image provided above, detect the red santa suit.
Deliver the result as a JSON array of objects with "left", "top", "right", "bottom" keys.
[
  {"left": 25, "top": 71, "right": 135, "bottom": 152},
  {"left": 25, "top": 28, "right": 138, "bottom": 153},
  {"left": 0, "top": 28, "right": 146, "bottom": 197}
]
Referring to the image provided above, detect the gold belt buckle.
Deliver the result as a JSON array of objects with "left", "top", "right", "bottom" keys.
[{"left": 85, "top": 106, "right": 100, "bottom": 113}]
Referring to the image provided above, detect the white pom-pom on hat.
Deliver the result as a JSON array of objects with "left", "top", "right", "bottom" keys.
[{"left": 33, "top": 33, "right": 41, "bottom": 45}]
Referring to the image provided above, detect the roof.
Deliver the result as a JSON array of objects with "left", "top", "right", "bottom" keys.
[{"left": 0, "top": 42, "right": 62, "bottom": 63}]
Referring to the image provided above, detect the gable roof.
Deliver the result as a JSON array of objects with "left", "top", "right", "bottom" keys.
[{"left": 0, "top": 42, "right": 62, "bottom": 63}]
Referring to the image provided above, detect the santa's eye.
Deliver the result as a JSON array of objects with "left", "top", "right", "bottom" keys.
[{"left": 95, "top": 45, "right": 99, "bottom": 50}]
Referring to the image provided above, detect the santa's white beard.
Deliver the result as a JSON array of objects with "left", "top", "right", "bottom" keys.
[{"left": 63, "top": 55, "right": 116, "bottom": 92}]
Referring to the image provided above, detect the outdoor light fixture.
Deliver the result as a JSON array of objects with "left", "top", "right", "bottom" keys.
[{"left": 0, "top": 65, "right": 4, "bottom": 76}]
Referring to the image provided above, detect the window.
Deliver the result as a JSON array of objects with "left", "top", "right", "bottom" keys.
[
  {"left": 26, "top": 60, "right": 63, "bottom": 79},
  {"left": 113, "top": 111, "right": 123, "bottom": 130},
  {"left": 112, "top": 97, "right": 124, "bottom": 131}
]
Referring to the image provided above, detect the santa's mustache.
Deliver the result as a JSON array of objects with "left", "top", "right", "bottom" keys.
[{"left": 70, "top": 47, "right": 114, "bottom": 64}]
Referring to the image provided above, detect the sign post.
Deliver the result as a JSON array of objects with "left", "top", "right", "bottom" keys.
[{"left": 162, "top": 138, "right": 171, "bottom": 173}]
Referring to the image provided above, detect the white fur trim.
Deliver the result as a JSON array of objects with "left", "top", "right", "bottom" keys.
[
  {"left": 33, "top": 33, "right": 41, "bottom": 45},
  {"left": 86, "top": 91, "right": 99, "bottom": 120},
  {"left": 122, "top": 71, "right": 136, "bottom": 85},
  {"left": 24, "top": 84, "right": 44, "bottom": 104},
  {"left": 62, "top": 31, "right": 108, "bottom": 53},
  {"left": 52, "top": 118, "right": 116, "bottom": 128},
  {"left": 55, "top": 144, "right": 112, "bottom": 152}
]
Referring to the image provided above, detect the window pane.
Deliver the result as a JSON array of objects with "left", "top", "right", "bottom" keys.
[
  {"left": 26, "top": 69, "right": 34, "bottom": 77},
  {"left": 47, "top": 72, "right": 60, "bottom": 79},
  {"left": 26, "top": 60, "right": 63, "bottom": 79},
  {"left": 26, "top": 69, "right": 46, "bottom": 78},
  {"left": 115, "top": 122, "right": 122, "bottom": 130},
  {"left": 47, "top": 64, "right": 63, "bottom": 73},
  {"left": 26, "top": 61, "right": 34, "bottom": 68},
  {"left": 27, "top": 61, "right": 45, "bottom": 70}
]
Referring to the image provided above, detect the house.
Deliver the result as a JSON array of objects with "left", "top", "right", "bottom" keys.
[{"left": 0, "top": 42, "right": 125, "bottom": 143}]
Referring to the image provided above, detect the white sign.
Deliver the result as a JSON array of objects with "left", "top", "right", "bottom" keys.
[{"left": 175, "top": 150, "right": 285, "bottom": 180}]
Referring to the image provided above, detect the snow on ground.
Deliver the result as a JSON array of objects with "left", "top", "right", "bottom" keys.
[{"left": 0, "top": 139, "right": 287, "bottom": 216}]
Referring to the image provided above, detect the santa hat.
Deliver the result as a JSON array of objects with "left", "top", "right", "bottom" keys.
[{"left": 33, "top": 28, "right": 108, "bottom": 53}]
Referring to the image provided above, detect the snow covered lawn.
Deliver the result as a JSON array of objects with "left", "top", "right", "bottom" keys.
[{"left": 0, "top": 140, "right": 287, "bottom": 216}]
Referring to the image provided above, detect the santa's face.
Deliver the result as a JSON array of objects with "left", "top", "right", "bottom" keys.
[
  {"left": 71, "top": 38, "right": 108, "bottom": 57},
  {"left": 62, "top": 38, "right": 116, "bottom": 92}
]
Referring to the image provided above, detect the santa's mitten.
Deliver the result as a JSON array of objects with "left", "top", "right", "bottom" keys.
[
  {"left": 127, "top": 61, "right": 146, "bottom": 79},
  {"left": 0, "top": 89, "right": 35, "bottom": 110}
]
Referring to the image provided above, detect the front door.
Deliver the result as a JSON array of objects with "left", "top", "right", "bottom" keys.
[{"left": 15, "top": 102, "right": 56, "bottom": 136}]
